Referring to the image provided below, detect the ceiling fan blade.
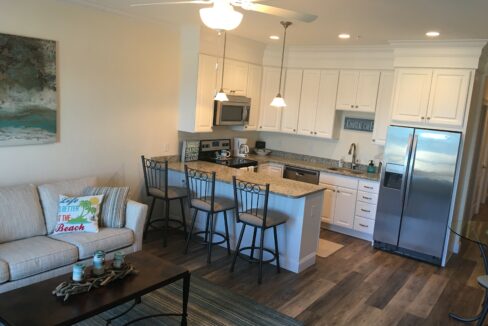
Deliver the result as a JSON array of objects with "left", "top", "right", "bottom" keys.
[
  {"left": 246, "top": 3, "right": 317, "bottom": 23},
  {"left": 130, "top": 0, "right": 212, "bottom": 7}
]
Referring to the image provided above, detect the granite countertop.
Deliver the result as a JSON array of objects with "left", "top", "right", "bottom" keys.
[
  {"left": 247, "top": 154, "right": 381, "bottom": 182},
  {"left": 162, "top": 160, "right": 325, "bottom": 199}
]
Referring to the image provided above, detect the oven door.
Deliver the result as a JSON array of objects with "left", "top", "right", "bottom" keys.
[{"left": 214, "top": 101, "right": 250, "bottom": 126}]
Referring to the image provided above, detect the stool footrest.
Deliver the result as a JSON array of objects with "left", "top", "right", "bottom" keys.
[
  {"left": 237, "top": 246, "right": 277, "bottom": 264},
  {"left": 148, "top": 218, "right": 185, "bottom": 230},
  {"left": 192, "top": 231, "right": 228, "bottom": 246}
]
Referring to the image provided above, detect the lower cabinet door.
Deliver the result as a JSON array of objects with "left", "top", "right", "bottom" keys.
[
  {"left": 354, "top": 216, "right": 375, "bottom": 234},
  {"left": 321, "top": 183, "right": 336, "bottom": 224},
  {"left": 333, "top": 187, "right": 357, "bottom": 228}
]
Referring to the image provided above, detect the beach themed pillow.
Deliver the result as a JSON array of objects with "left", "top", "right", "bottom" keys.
[{"left": 53, "top": 195, "right": 104, "bottom": 234}]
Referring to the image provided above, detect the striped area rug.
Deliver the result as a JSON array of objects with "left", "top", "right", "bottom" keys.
[{"left": 76, "top": 275, "right": 302, "bottom": 326}]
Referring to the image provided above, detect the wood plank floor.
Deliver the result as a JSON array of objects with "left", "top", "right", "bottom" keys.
[{"left": 142, "top": 207, "right": 488, "bottom": 325}]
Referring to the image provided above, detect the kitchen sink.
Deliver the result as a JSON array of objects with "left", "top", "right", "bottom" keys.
[{"left": 327, "top": 167, "right": 365, "bottom": 175}]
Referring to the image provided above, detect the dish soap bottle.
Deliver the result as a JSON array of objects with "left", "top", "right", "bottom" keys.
[{"left": 367, "top": 160, "right": 376, "bottom": 173}]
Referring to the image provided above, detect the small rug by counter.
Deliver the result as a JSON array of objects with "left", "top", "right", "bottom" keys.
[
  {"left": 316, "top": 239, "right": 344, "bottom": 258},
  {"left": 76, "top": 275, "right": 302, "bottom": 326}
]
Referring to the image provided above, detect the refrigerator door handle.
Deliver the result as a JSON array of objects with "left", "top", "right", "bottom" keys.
[
  {"left": 403, "top": 135, "right": 419, "bottom": 209},
  {"left": 398, "top": 134, "right": 414, "bottom": 199}
]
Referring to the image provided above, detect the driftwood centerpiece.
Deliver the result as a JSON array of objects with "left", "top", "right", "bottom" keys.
[{"left": 52, "top": 263, "right": 138, "bottom": 301}]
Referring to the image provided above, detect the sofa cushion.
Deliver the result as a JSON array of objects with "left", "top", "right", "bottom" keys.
[
  {"left": 50, "top": 228, "right": 134, "bottom": 259},
  {"left": 38, "top": 177, "right": 97, "bottom": 234},
  {"left": 0, "top": 184, "right": 47, "bottom": 243},
  {"left": 53, "top": 195, "right": 104, "bottom": 234},
  {"left": 0, "top": 236, "right": 78, "bottom": 281},
  {"left": 83, "top": 186, "right": 129, "bottom": 228},
  {"left": 0, "top": 259, "right": 9, "bottom": 284}
]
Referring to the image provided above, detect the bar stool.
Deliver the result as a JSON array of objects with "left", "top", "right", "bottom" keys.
[
  {"left": 230, "top": 176, "right": 289, "bottom": 284},
  {"left": 184, "top": 165, "right": 234, "bottom": 264},
  {"left": 141, "top": 156, "right": 187, "bottom": 246}
]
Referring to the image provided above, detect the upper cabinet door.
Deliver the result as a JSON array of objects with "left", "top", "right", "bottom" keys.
[
  {"left": 195, "top": 54, "right": 218, "bottom": 132},
  {"left": 259, "top": 67, "right": 283, "bottom": 132},
  {"left": 426, "top": 69, "right": 471, "bottom": 127},
  {"left": 355, "top": 71, "right": 380, "bottom": 112},
  {"left": 314, "top": 70, "right": 340, "bottom": 138},
  {"left": 281, "top": 69, "right": 303, "bottom": 134},
  {"left": 222, "top": 59, "right": 248, "bottom": 96},
  {"left": 244, "top": 64, "right": 262, "bottom": 130},
  {"left": 391, "top": 68, "right": 432, "bottom": 124},
  {"left": 336, "top": 70, "right": 359, "bottom": 110},
  {"left": 296, "top": 70, "right": 320, "bottom": 136},
  {"left": 372, "top": 71, "right": 394, "bottom": 145}
]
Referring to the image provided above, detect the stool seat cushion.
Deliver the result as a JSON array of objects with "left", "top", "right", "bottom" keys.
[
  {"left": 239, "top": 209, "right": 288, "bottom": 227},
  {"left": 191, "top": 197, "right": 235, "bottom": 212},
  {"left": 149, "top": 186, "right": 187, "bottom": 199},
  {"left": 477, "top": 275, "right": 488, "bottom": 289}
]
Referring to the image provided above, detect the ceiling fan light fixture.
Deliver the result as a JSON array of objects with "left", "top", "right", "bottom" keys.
[{"left": 199, "top": 2, "right": 243, "bottom": 31}]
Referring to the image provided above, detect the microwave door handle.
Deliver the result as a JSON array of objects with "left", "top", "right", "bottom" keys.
[
  {"left": 402, "top": 135, "right": 418, "bottom": 210},
  {"left": 243, "top": 106, "right": 250, "bottom": 123}
]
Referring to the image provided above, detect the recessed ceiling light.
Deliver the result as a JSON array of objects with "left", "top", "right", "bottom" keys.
[
  {"left": 269, "top": 35, "right": 280, "bottom": 40},
  {"left": 426, "top": 31, "right": 440, "bottom": 37},
  {"left": 338, "top": 33, "right": 351, "bottom": 39}
]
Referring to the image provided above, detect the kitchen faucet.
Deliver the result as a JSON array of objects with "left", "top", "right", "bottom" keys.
[{"left": 348, "top": 143, "right": 357, "bottom": 170}]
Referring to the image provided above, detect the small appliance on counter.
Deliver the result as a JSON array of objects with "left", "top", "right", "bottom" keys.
[
  {"left": 253, "top": 140, "right": 271, "bottom": 156},
  {"left": 199, "top": 139, "right": 257, "bottom": 170},
  {"left": 255, "top": 140, "right": 266, "bottom": 149},
  {"left": 233, "top": 137, "right": 250, "bottom": 158}
]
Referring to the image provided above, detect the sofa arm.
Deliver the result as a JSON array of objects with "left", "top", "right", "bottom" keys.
[{"left": 125, "top": 200, "right": 148, "bottom": 252}]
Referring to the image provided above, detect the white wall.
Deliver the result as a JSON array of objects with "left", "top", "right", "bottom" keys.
[{"left": 0, "top": 0, "right": 181, "bottom": 200}]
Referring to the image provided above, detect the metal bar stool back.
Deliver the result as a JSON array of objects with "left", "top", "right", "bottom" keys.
[
  {"left": 184, "top": 165, "right": 234, "bottom": 264},
  {"left": 231, "top": 176, "right": 288, "bottom": 284},
  {"left": 141, "top": 156, "right": 187, "bottom": 246}
]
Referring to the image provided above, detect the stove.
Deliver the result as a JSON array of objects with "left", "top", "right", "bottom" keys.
[{"left": 199, "top": 139, "right": 258, "bottom": 169}]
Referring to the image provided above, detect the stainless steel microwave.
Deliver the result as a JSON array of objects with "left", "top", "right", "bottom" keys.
[{"left": 213, "top": 95, "right": 251, "bottom": 126}]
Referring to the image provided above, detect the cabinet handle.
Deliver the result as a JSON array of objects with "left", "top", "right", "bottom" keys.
[
  {"left": 362, "top": 196, "right": 372, "bottom": 200},
  {"left": 293, "top": 129, "right": 296, "bottom": 132},
  {"left": 355, "top": 105, "right": 359, "bottom": 108},
  {"left": 314, "top": 132, "right": 317, "bottom": 135},
  {"left": 361, "top": 208, "right": 371, "bottom": 213},
  {"left": 244, "top": 126, "right": 248, "bottom": 129},
  {"left": 260, "top": 126, "right": 262, "bottom": 129},
  {"left": 427, "top": 117, "right": 431, "bottom": 120},
  {"left": 310, "top": 131, "right": 313, "bottom": 134},
  {"left": 350, "top": 105, "right": 354, "bottom": 108},
  {"left": 421, "top": 116, "right": 425, "bottom": 120},
  {"left": 337, "top": 190, "right": 340, "bottom": 193},
  {"left": 372, "top": 139, "right": 375, "bottom": 142},
  {"left": 359, "top": 223, "right": 368, "bottom": 228},
  {"left": 364, "top": 186, "right": 373, "bottom": 189}
]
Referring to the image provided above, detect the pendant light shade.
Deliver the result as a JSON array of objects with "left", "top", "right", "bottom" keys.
[
  {"left": 270, "top": 21, "right": 292, "bottom": 108},
  {"left": 199, "top": 2, "right": 243, "bottom": 31},
  {"left": 215, "top": 31, "right": 228, "bottom": 102}
]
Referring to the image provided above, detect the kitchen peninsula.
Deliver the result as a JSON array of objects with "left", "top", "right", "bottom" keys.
[{"left": 161, "top": 160, "right": 325, "bottom": 273}]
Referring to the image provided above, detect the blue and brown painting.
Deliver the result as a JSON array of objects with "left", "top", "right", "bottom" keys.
[{"left": 0, "top": 33, "right": 57, "bottom": 146}]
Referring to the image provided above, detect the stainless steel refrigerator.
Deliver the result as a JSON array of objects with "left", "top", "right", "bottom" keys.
[{"left": 373, "top": 126, "right": 461, "bottom": 265}]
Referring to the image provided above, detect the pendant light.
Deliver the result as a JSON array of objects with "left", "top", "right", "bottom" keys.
[
  {"left": 270, "top": 21, "right": 292, "bottom": 108},
  {"left": 215, "top": 31, "right": 229, "bottom": 102}
]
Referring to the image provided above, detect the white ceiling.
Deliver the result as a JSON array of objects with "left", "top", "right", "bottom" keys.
[{"left": 70, "top": 0, "right": 488, "bottom": 46}]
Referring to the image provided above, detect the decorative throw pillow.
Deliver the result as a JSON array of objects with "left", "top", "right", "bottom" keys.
[
  {"left": 83, "top": 187, "right": 129, "bottom": 228},
  {"left": 53, "top": 195, "right": 104, "bottom": 234}
]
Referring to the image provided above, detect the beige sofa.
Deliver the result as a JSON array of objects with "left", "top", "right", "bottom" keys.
[{"left": 0, "top": 177, "right": 148, "bottom": 293}]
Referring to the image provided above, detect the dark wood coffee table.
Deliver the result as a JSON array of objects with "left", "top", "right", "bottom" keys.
[{"left": 0, "top": 251, "right": 190, "bottom": 326}]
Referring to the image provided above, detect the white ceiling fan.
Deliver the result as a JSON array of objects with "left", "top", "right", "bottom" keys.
[{"left": 130, "top": 0, "right": 317, "bottom": 31}]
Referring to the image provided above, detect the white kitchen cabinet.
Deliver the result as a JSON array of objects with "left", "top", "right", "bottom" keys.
[
  {"left": 297, "top": 70, "right": 340, "bottom": 138},
  {"left": 258, "top": 163, "right": 284, "bottom": 178},
  {"left": 333, "top": 187, "right": 357, "bottom": 228},
  {"left": 391, "top": 68, "right": 471, "bottom": 129},
  {"left": 426, "top": 69, "right": 471, "bottom": 127},
  {"left": 336, "top": 70, "right": 380, "bottom": 113},
  {"left": 221, "top": 59, "right": 248, "bottom": 96},
  {"left": 372, "top": 71, "right": 394, "bottom": 145},
  {"left": 235, "top": 64, "right": 262, "bottom": 131},
  {"left": 258, "top": 67, "right": 283, "bottom": 132},
  {"left": 194, "top": 54, "right": 219, "bottom": 132},
  {"left": 280, "top": 69, "right": 303, "bottom": 134},
  {"left": 354, "top": 216, "right": 375, "bottom": 234},
  {"left": 321, "top": 183, "right": 336, "bottom": 224}
]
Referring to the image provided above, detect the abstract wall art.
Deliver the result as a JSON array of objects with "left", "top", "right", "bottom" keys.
[{"left": 0, "top": 33, "right": 57, "bottom": 147}]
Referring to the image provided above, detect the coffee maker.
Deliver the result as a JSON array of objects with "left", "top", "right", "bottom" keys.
[{"left": 233, "top": 138, "right": 249, "bottom": 158}]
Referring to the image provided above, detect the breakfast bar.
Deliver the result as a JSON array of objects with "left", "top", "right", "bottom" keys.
[{"left": 162, "top": 160, "right": 325, "bottom": 273}]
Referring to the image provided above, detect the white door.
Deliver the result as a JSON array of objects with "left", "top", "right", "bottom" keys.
[
  {"left": 195, "top": 54, "right": 218, "bottom": 132},
  {"left": 355, "top": 71, "right": 380, "bottom": 112},
  {"left": 372, "top": 71, "right": 394, "bottom": 145},
  {"left": 336, "top": 70, "right": 359, "bottom": 110},
  {"left": 426, "top": 69, "right": 471, "bottom": 127},
  {"left": 244, "top": 64, "right": 262, "bottom": 130},
  {"left": 315, "top": 70, "right": 340, "bottom": 138},
  {"left": 259, "top": 67, "right": 283, "bottom": 132},
  {"left": 321, "top": 183, "right": 337, "bottom": 224},
  {"left": 297, "top": 70, "right": 320, "bottom": 136},
  {"left": 333, "top": 186, "right": 357, "bottom": 228},
  {"left": 391, "top": 68, "right": 432, "bottom": 124},
  {"left": 222, "top": 59, "right": 248, "bottom": 96},
  {"left": 281, "top": 69, "right": 303, "bottom": 134}
]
